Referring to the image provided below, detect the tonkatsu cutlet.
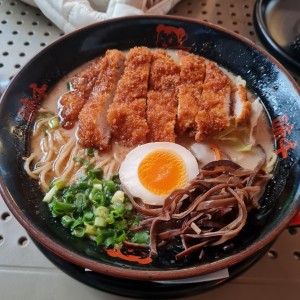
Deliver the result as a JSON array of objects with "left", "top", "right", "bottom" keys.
[
  {"left": 176, "top": 51, "right": 206, "bottom": 134},
  {"left": 147, "top": 50, "right": 180, "bottom": 142},
  {"left": 58, "top": 56, "right": 104, "bottom": 129},
  {"left": 77, "top": 49, "right": 125, "bottom": 150},
  {"left": 107, "top": 47, "right": 151, "bottom": 146},
  {"left": 232, "top": 83, "right": 251, "bottom": 124},
  {"left": 195, "top": 60, "right": 232, "bottom": 141}
]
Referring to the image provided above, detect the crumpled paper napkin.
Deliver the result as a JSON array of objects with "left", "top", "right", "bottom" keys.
[{"left": 21, "top": 0, "right": 181, "bottom": 33}]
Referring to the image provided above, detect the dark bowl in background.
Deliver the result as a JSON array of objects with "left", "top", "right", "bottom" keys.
[
  {"left": 0, "top": 16, "right": 300, "bottom": 283},
  {"left": 254, "top": 0, "right": 300, "bottom": 74}
]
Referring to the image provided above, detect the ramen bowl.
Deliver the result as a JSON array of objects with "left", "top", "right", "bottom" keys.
[{"left": 0, "top": 16, "right": 300, "bottom": 287}]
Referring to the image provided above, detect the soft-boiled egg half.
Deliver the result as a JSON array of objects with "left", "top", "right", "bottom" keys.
[{"left": 119, "top": 142, "right": 199, "bottom": 206}]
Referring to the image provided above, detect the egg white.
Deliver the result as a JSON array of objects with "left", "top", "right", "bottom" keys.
[{"left": 119, "top": 142, "right": 199, "bottom": 206}]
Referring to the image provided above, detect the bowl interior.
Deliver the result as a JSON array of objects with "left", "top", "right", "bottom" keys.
[{"left": 0, "top": 16, "right": 300, "bottom": 280}]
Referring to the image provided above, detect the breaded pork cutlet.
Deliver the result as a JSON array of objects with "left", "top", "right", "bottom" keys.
[
  {"left": 147, "top": 50, "right": 180, "bottom": 142},
  {"left": 176, "top": 51, "right": 206, "bottom": 134},
  {"left": 107, "top": 47, "right": 151, "bottom": 147},
  {"left": 58, "top": 57, "right": 104, "bottom": 129},
  {"left": 77, "top": 50, "right": 125, "bottom": 150},
  {"left": 195, "top": 60, "right": 232, "bottom": 141},
  {"left": 232, "top": 83, "right": 251, "bottom": 124}
]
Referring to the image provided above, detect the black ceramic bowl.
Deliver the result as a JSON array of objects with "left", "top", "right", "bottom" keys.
[
  {"left": 254, "top": 0, "right": 300, "bottom": 74},
  {"left": 0, "top": 16, "right": 300, "bottom": 282}
]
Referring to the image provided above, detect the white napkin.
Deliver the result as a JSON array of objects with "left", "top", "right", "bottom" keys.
[{"left": 21, "top": 0, "right": 181, "bottom": 33}]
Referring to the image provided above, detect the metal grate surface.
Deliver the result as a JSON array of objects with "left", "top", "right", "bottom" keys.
[
  {"left": 0, "top": 0, "right": 63, "bottom": 91},
  {"left": 1, "top": 0, "right": 300, "bottom": 299}
]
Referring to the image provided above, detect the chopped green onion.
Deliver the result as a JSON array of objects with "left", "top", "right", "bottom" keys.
[
  {"left": 72, "top": 226, "right": 85, "bottom": 238},
  {"left": 85, "top": 148, "right": 94, "bottom": 157},
  {"left": 73, "top": 193, "right": 87, "bottom": 213},
  {"left": 104, "top": 236, "right": 115, "bottom": 248},
  {"left": 43, "top": 164, "right": 143, "bottom": 250},
  {"left": 106, "top": 213, "right": 115, "bottom": 225},
  {"left": 84, "top": 224, "right": 96, "bottom": 236},
  {"left": 88, "top": 168, "right": 104, "bottom": 179},
  {"left": 94, "top": 216, "right": 107, "bottom": 227},
  {"left": 53, "top": 178, "right": 66, "bottom": 189},
  {"left": 132, "top": 231, "right": 150, "bottom": 244},
  {"left": 51, "top": 200, "right": 74, "bottom": 215},
  {"left": 238, "top": 144, "right": 253, "bottom": 152},
  {"left": 63, "top": 193, "right": 75, "bottom": 204},
  {"left": 73, "top": 157, "right": 91, "bottom": 169},
  {"left": 93, "top": 183, "right": 102, "bottom": 190},
  {"left": 116, "top": 230, "right": 126, "bottom": 243},
  {"left": 43, "top": 185, "right": 59, "bottom": 203},
  {"left": 94, "top": 206, "right": 108, "bottom": 218},
  {"left": 71, "top": 218, "right": 83, "bottom": 230},
  {"left": 83, "top": 211, "right": 94, "bottom": 222},
  {"left": 48, "top": 116, "right": 60, "bottom": 129},
  {"left": 103, "top": 180, "right": 117, "bottom": 194},
  {"left": 114, "top": 219, "right": 127, "bottom": 230},
  {"left": 110, "top": 204, "right": 125, "bottom": 218},
  {"left": 124, "top": 201, "right": 133, "bottom": 211},
  {"left": 111, "top": 191, "right": 125, "bottom": 204},
  {"left": 61, "top": 215, "right": 73, "bottom": 228}
]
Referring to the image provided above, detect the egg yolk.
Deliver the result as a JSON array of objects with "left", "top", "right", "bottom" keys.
[{"left": 138, "top": 149, "right": 188, "bottom": 196}]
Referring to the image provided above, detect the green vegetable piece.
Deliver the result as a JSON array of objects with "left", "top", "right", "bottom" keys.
[
  {"left": 85, "top": 148, "right": 94, "bottom": 157},
  {"left": 83, "top": 211, "right": 94, "bottom": 222},
  {"left": 114, "top": 219, "right": 127, "bottom": 230},
  {"left": 95, "top": 229, "right": 107, "bottom": 245},
  {"left": 72, "top": 226, "right": 85, "bottom": 238},
  {"left": 93, "top": 183, "right": 102, "bottom": 190},
  {"left": 43, "top": 185, "right": 59, "bottom": 203},
  {"left": 124, "top": 201, "right": 133, "bottom": 211},
  {"left": 51, "top": 200, "right": 74, "bottom": 215},
  {"left": 73, "top": 157, "right": 91, "bottom": 169},
  {"left": 110, "top": 204, "right": 125, "bottom": 218},
  {"left": 71, "top": 218, "right": 83, "bottom": 230},
  {"left": 132, "top": 231, "right": 150, "bottom": 244},
  {"left": 94, "top": 216, "right": 107, "bottom": 227},
  {"left": 73, "top": 193, "right": 87, "bottom": 213},
  {"left": 90, "top": 189, "right": 104, "bottom": 204},
  {"left": 92, "top": 178, "right": 102, "bottom": 185},
  {"left": 103, "top": 180, "right": 117, "bottom": 194},
  {"left": 238, "top": 144, "right": 253, "bottom": 152},
  {"left": 61, "top": 215, "right": 73, "bottom": 228},
  {"left": 94, "top": 206, "right": 108, "bottom": 218},
  {"left": 106, "top": 213, "right": 115, "bottom": 225},
  {"left": 53, "top": 178, "right": 66, "bottom": 189},
  {"left": 115, "top": 230, "right": 126, "bottom": 243},
  {"left": 111, "top": 191, "right": 125, "bottom": 204},
  {"left": 63, "top": 193, "right": 75, "bottom": 204},
  {"left": 48, "top": 116, "right": 60, "bottom": 129},
  {"left": 89, "top": 168, "right": 104, "bottom": 180},
  {"left": 104, "top": 236, "right": 115, "bottom": 248},
  {"left": 84, "top": 224, "right": 96, "bottom": 236}
]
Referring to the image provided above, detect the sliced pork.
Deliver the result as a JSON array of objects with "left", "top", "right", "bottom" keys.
[
  {"left": 107, "top": 47, "right": 151, "bottom": 147},
  {"left": 232, "top": 83, "right": 251, "bottom": 124},
  {"left": 195, "top": 60, "right": 232, "bottom": 141},
  {"left": 147, "top": 50, "right": 180, "bottom": 142},
  {"left": 176, "top": 51, "right": 206, "bottom": 134},
  {"left": 58, "top": 56, "right": 104, "bottom": 129},
  {"left": 77, "top": 49, "right": 125, "bottom": 150}
]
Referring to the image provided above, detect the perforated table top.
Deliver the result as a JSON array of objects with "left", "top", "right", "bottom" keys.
[{"left": 0, "top": 1, "right": 300, "bottom": 299}]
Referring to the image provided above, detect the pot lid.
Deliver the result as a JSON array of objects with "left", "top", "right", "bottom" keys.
[{"left": 254, "top": 0, "right": 300, "bottom": 73}]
